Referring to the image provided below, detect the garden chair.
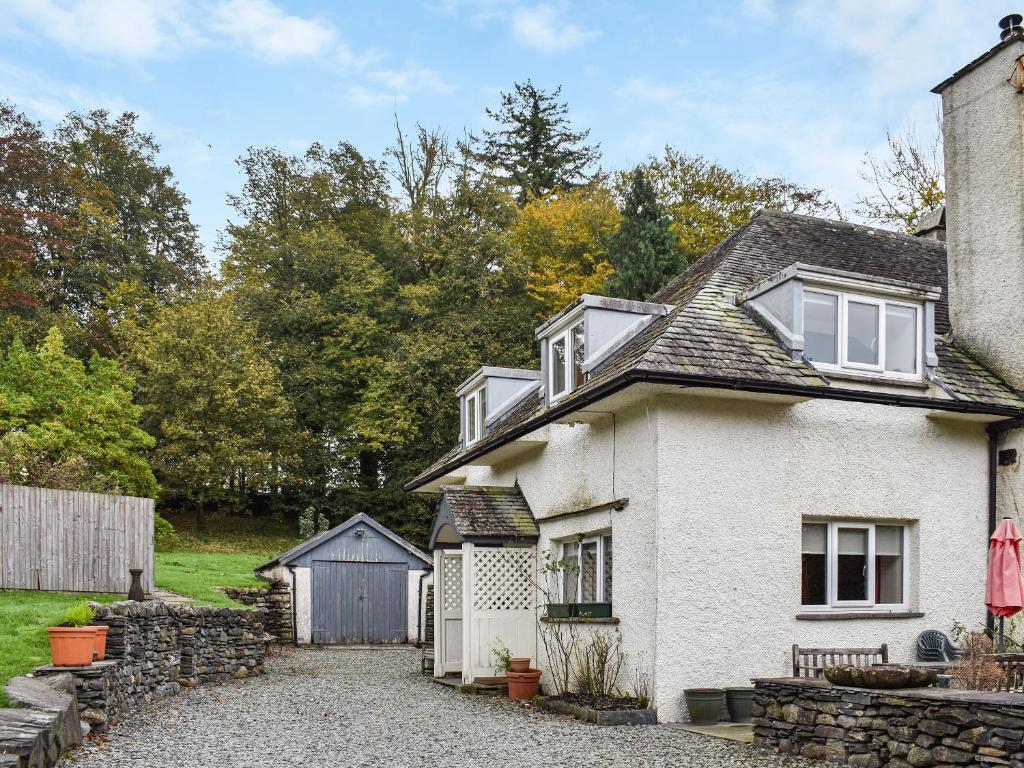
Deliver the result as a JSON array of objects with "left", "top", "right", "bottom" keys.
[{"left": 915, "top": 629, "right": 959, "bottom": 663}]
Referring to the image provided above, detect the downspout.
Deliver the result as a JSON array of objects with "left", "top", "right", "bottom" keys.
[
  {"left": 287, "top": 564, "right": 298, "bottom": 647},
  {"left": 417, "top": 567, "right": 432, "bottom": 647}
]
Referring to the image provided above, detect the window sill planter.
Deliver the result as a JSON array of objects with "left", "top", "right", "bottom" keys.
[
  {"left": 538, "top": 695, "right": 657, "bottom": 726},
  {"left": 545, "top": 602, "right": 612, "bottom": 619},
  {"left": 684, "top": 688, "right": 725, "bottom": 725},
  {"left": 47, "top": 627, "right": 98, "bottom": 667}
]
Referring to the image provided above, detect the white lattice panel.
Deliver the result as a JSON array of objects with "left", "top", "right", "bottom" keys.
[
  {"left": 442, "top": 554, "right": 463, "bottom": 611},
  {"left": 473, "top": 548, "right": 535, "bottom": 611}
]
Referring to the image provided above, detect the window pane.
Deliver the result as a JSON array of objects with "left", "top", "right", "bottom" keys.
[
  {"left": 551, "top": 337, "right": 567, "bottom": 396},
  {"left": 603, "top": 535, "right": 612, "bottom": 603},
  {"left": 804, "top": 292, "right": 838, "bottom": 365},
  {"left": 847, "top": 301, "right": 880, "bottom": 365},
  {"left": 571, "top": 323, "right": 585, "bottom": 389},
  {"left": 562, "top": 542, "right": 579, "bottom": 602},
  {"left": 886, "top": 305, "right": 918, "bottom": 374},
  {"left": 801, "top": 523, "right": 827, "bottom": 605},
  {"left": 836, "top": 527, "right": 868, "bottom": 601},
  {"left": 478, "top": 387, "right": 487, "bottom": 434},
  {"left": 466, "top": 395, "right": 477, "bottom": 442},
  {"left": 580, "top": 541, "right": 598, "bottom": 602},
  {"left": 876, "top": 525, "right": 904, "bottom": 604}
]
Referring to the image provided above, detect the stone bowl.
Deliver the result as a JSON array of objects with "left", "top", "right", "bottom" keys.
[{"left": 823, "top": 664, "right": 937, "bottom": 689}]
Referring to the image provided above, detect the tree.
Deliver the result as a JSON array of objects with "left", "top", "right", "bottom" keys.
[
  {"left": 0, "top": 327, "right": 156, "bottom": 496},
  {"left": 127, "top": 288, "right": 299, "bottom": 529},
  {"left": 605, "top": 169, "right": 680, "bottom": 301},
  {"left": 856, "top": 122, "right": 944, "bottom": 232},
  {"left": 468, "top": 81, "right": 601, "bottom": 204},
  {"left": 385, "top": 116, "right": 452, "bottom": 212},
  {"left": 511, "top": 185, "right": 620, "bottom": 317},
  {"left": 636, "top": 148, "right": 840, "bottom": 264},
  {"left": 223, "top": 142, "right": 401, "bottom": 522}
]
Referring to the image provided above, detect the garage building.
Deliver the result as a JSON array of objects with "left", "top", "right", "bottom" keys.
[{"left": 256, "top": 513, "right": 432, "bottom": 645}]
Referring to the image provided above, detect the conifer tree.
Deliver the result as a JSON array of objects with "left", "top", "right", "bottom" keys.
[
  {"left": 605, "top": 168, "right": 680, "bottom": 301},
  {"left": 470, "top": 81, "right": 600, "bottom": 205}
]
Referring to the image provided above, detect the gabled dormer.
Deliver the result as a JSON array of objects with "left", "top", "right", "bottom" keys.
[
  {"left": 457, "top": 367, "right": 541, "bottom": 447},
  {"left": 737, "top": 263, "right": 941, "bottom": 382},
  {"left": 535, "top": 294, "right": 675, "bottom": 404}
]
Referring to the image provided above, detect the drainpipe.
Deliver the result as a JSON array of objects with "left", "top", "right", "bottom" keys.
[
  {"left": 287, "top": 564, "right": 298, "bottom": 647},
  {"left": 417, "top": 567, "right": 433, "bottom": 647}
]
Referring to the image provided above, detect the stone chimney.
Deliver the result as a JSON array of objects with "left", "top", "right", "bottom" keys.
[{"left": 933, "top": 17, "right": 1024, "bottom": 390}]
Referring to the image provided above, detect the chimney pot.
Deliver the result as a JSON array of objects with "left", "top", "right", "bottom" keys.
[{"left": 999, "top": 14, "right": 1023, "bottom": 41}]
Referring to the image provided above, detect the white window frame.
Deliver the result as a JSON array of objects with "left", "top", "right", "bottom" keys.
[
  {"left": 801, "top": 520, "right": 909, "bottom": 613},
  {"left": 464, "top": 386, "right": 486, "bottom": 447},
  {"left": 547, "top": 320, "right": 585, "bottom": 403},
  {"left": 559, "top": 534, "right": 611, "bottom": 604},
  {"left": 803, "top": 288, "right": 923, "bottom": 381}
]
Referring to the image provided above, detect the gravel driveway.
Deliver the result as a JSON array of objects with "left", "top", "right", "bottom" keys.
[{"left": 64, "top": 648, "right": 812, "bottom": 768}]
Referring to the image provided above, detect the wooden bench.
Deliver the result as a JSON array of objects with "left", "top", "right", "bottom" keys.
[
  {"left": 995, "top": 654, "right": 1024, "bottom": 692},
  {"left": 792, "top": 644, "right": 889, "bottom": 678}
]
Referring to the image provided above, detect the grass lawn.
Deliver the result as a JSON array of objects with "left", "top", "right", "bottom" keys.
[
  {"left": 160, "top": 512, "right": 300, "bottom": 557},
  {"left": 0, "top": 590, "right": 121, "bottom": 705},
  {"left": 154, "top": 551, "right": 269, "bottom": 608}
]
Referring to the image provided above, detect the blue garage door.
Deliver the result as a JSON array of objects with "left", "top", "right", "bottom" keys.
[{"left": 312, "top": 561, "right": 408, "bottom": 644}]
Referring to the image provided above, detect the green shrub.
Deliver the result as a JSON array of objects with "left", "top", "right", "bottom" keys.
[
  {"left": 62, "top": 602, "right": 95, "bottom": 627},
  {"left": 154, "top": 514, "right": 177, "bottom": 551}
]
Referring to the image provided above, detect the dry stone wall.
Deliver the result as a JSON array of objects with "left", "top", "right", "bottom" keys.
[
  {"left": 33, "top": 600, "right": 265, "bottom": 734},
  {"left": 754, "top": 677, "right": 1024, "bottom": 768},
  {"left": 221, "top": 582, "right": 292, "bottom": 643}
]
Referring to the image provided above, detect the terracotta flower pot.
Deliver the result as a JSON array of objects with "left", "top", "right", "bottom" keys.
[
  {"left": 506, "top": 669, "right": 542, "bottom": 701},
  {"left": 91, "top": 625, "right": 109, "bottom": 661},
  {"left": 509, "top": 657, "right": 531, "bottom": 673},
  {"left": 47, "top": 627, "right": 98, "bottom": 666}
]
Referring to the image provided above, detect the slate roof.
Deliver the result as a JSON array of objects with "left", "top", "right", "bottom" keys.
[
  {"left": 407, "top": 211, "right": 1024, "bottom": 492},
  {"left": 438, "top": 485, "right": 538, "bottom": 540}
]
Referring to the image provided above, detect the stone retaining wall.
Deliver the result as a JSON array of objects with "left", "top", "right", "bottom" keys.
[
  {"left": 753, "top": 677, "right": 1024, "bottom": 767},
  {"left": 0, "top": 674, "right": 81, "bottom": 767},
  {"left": 222, "top": 583, "right": 292, "bottom": 644},
  {"left": 34, "top": 601, "right": 265, "bottom": 734}
]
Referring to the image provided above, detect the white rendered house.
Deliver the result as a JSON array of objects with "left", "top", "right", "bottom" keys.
[{"left": 407, "top": 28, "right": 1024, "bottom": 722}]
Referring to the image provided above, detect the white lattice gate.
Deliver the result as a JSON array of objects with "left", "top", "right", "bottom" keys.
[
  {"left": 466, "top": 544, "right": 537, "bottom": 682},
  {"left": 433, "top": 543, "right": 537, "bottom": 683}
]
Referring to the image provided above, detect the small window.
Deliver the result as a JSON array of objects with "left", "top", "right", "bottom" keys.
[
  {"left": 804, "top": 292, "right": 838, "bottom": 365},
  {"left": 885, "top": 305, "right": 918, "bottom": 374},
  {"left": 845, "top": 299, "right": 880, "bottom": 368},
  {"left": 560, "top": 535, "right": 611, "bottom": 605},
  {"left": 464, "top": 387, "right": 486, "bottom": 446},
  {"left": 801, "top": 520, "right": 908, "bottom": 611},
  {"left": 548, "top": 321, "right": 585, "bottom": 401}
]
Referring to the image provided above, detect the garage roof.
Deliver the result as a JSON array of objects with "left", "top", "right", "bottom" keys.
[{"left": 257, "top": 512, "right": 431, "bottom": 572}]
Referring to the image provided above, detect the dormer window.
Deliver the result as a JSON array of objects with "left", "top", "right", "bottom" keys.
[
  {"left": 804, "top": 290, "right": 922, "bottom": 378},
  {"left": 549, "top": 322, "right": 584, "bottom": 401},
  {"left": 738, "top": 263, "right": 939, "bottom": 384},
  {"left": 464, "top": 386, "right": 486, "bottom": 445},
  {"left": 536, "top": 295, "right": 675, "bottom": 406}
]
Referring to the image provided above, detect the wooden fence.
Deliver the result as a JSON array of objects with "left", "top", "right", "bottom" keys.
[{"left": 0, "top": 484, "right": 154, "bottom": 594}]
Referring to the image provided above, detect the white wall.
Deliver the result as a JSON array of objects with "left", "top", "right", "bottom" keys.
[
  {"left": 294, "top": 566, "right": 312, "bottom": 644},
  {"left": 463, "top": 401, "right": 659, "bottom": 695},
  {"left": 652, "top": 393, "right": 990, "bottom": 722},
  {"left": 409, "top": 569, "right": 429, "bottom": 643}
]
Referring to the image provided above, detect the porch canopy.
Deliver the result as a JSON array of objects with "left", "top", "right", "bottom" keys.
[
  {"left": 428, "top": 484, "right": 539, "bottom": 548},
  {"left": 429, "top": 485, "right": 539, "bottom": 684}
]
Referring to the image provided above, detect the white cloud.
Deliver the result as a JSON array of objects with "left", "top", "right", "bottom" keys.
[
  {"left": 0, "top": 0, "right": 199, "bottom": 60},
  {"left": 343, "top": 60, "right": 453, "bottom": 106},
  {"left": 210, "top": 0, "right": 336, "bottom": 61},
  {"left": 0, "top": 59, "right": 139, "bottom": 122},
  {"left": 511, "top": 4, "right": 596, "bottom": 51}
]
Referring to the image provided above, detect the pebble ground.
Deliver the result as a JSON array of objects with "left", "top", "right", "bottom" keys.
[{"left": 63, "top": 647, "right": 814, "bottom": 768}]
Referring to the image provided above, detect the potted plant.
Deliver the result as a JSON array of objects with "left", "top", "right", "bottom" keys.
[
  {"left": 92, "top": 622, "right": 109, "bottom": 661},
  {"left": 684, "top": 688, "right": 725, "bottom": 725},
  {"left": 506, "top": 667, "right": 542, "bottom": 700},
  {"left": 725, "top": 687, "right": 755, "bottom": 723},
  {"left": 47, "top": 602, "right": 98, "bottom": 667}
]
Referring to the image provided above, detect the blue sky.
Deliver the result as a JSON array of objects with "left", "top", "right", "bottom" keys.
[{"left": 0, "top": 0, "right": 1013, "bottom": 257}]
